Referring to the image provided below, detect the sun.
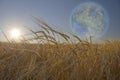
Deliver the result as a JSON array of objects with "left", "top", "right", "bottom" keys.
[{"left": 10, "top": 28, "right": 21, "bottom": 39}]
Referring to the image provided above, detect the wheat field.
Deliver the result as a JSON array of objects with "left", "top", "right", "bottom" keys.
[{"left": 0, "top": 18, "right": 120, "bottom": 80}]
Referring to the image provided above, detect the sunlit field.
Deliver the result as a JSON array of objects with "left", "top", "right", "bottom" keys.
[{"left": 0, "top": 19, "right": 120, "bottom": 80}]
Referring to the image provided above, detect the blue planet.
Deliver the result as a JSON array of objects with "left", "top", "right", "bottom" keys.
[{"left": 70, "top": 2, "right": 109, "bottom": 40}]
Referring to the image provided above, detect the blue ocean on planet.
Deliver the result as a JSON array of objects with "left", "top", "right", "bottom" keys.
[{"left": 73, "top": 22, "right": 89, "bottom": 37}]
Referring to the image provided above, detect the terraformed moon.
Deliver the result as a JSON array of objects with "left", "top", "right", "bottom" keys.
[{"left": 71, "top": 2, "right": 109, "bottom": 39}]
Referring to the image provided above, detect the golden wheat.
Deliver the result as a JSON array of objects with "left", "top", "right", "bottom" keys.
[{"left": 0, "top": 18, "right": 120, "bottom": 80}]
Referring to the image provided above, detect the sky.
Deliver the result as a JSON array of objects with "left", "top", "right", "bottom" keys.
[{"left": 0, "top": 0, "right": 120, "bottom": 41}]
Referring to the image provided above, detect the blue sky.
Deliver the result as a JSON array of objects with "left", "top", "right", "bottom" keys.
[{"left": 0, "top": 0, "right": 120, "bottom": 41}]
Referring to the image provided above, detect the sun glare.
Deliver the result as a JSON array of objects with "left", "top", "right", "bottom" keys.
[{"left": 10, "top": 28, "right": 21, "bottom": 39}]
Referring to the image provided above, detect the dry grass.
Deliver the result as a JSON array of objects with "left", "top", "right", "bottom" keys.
[{"left": 0, "top": 18, "right": 120, "bottom": 80}]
